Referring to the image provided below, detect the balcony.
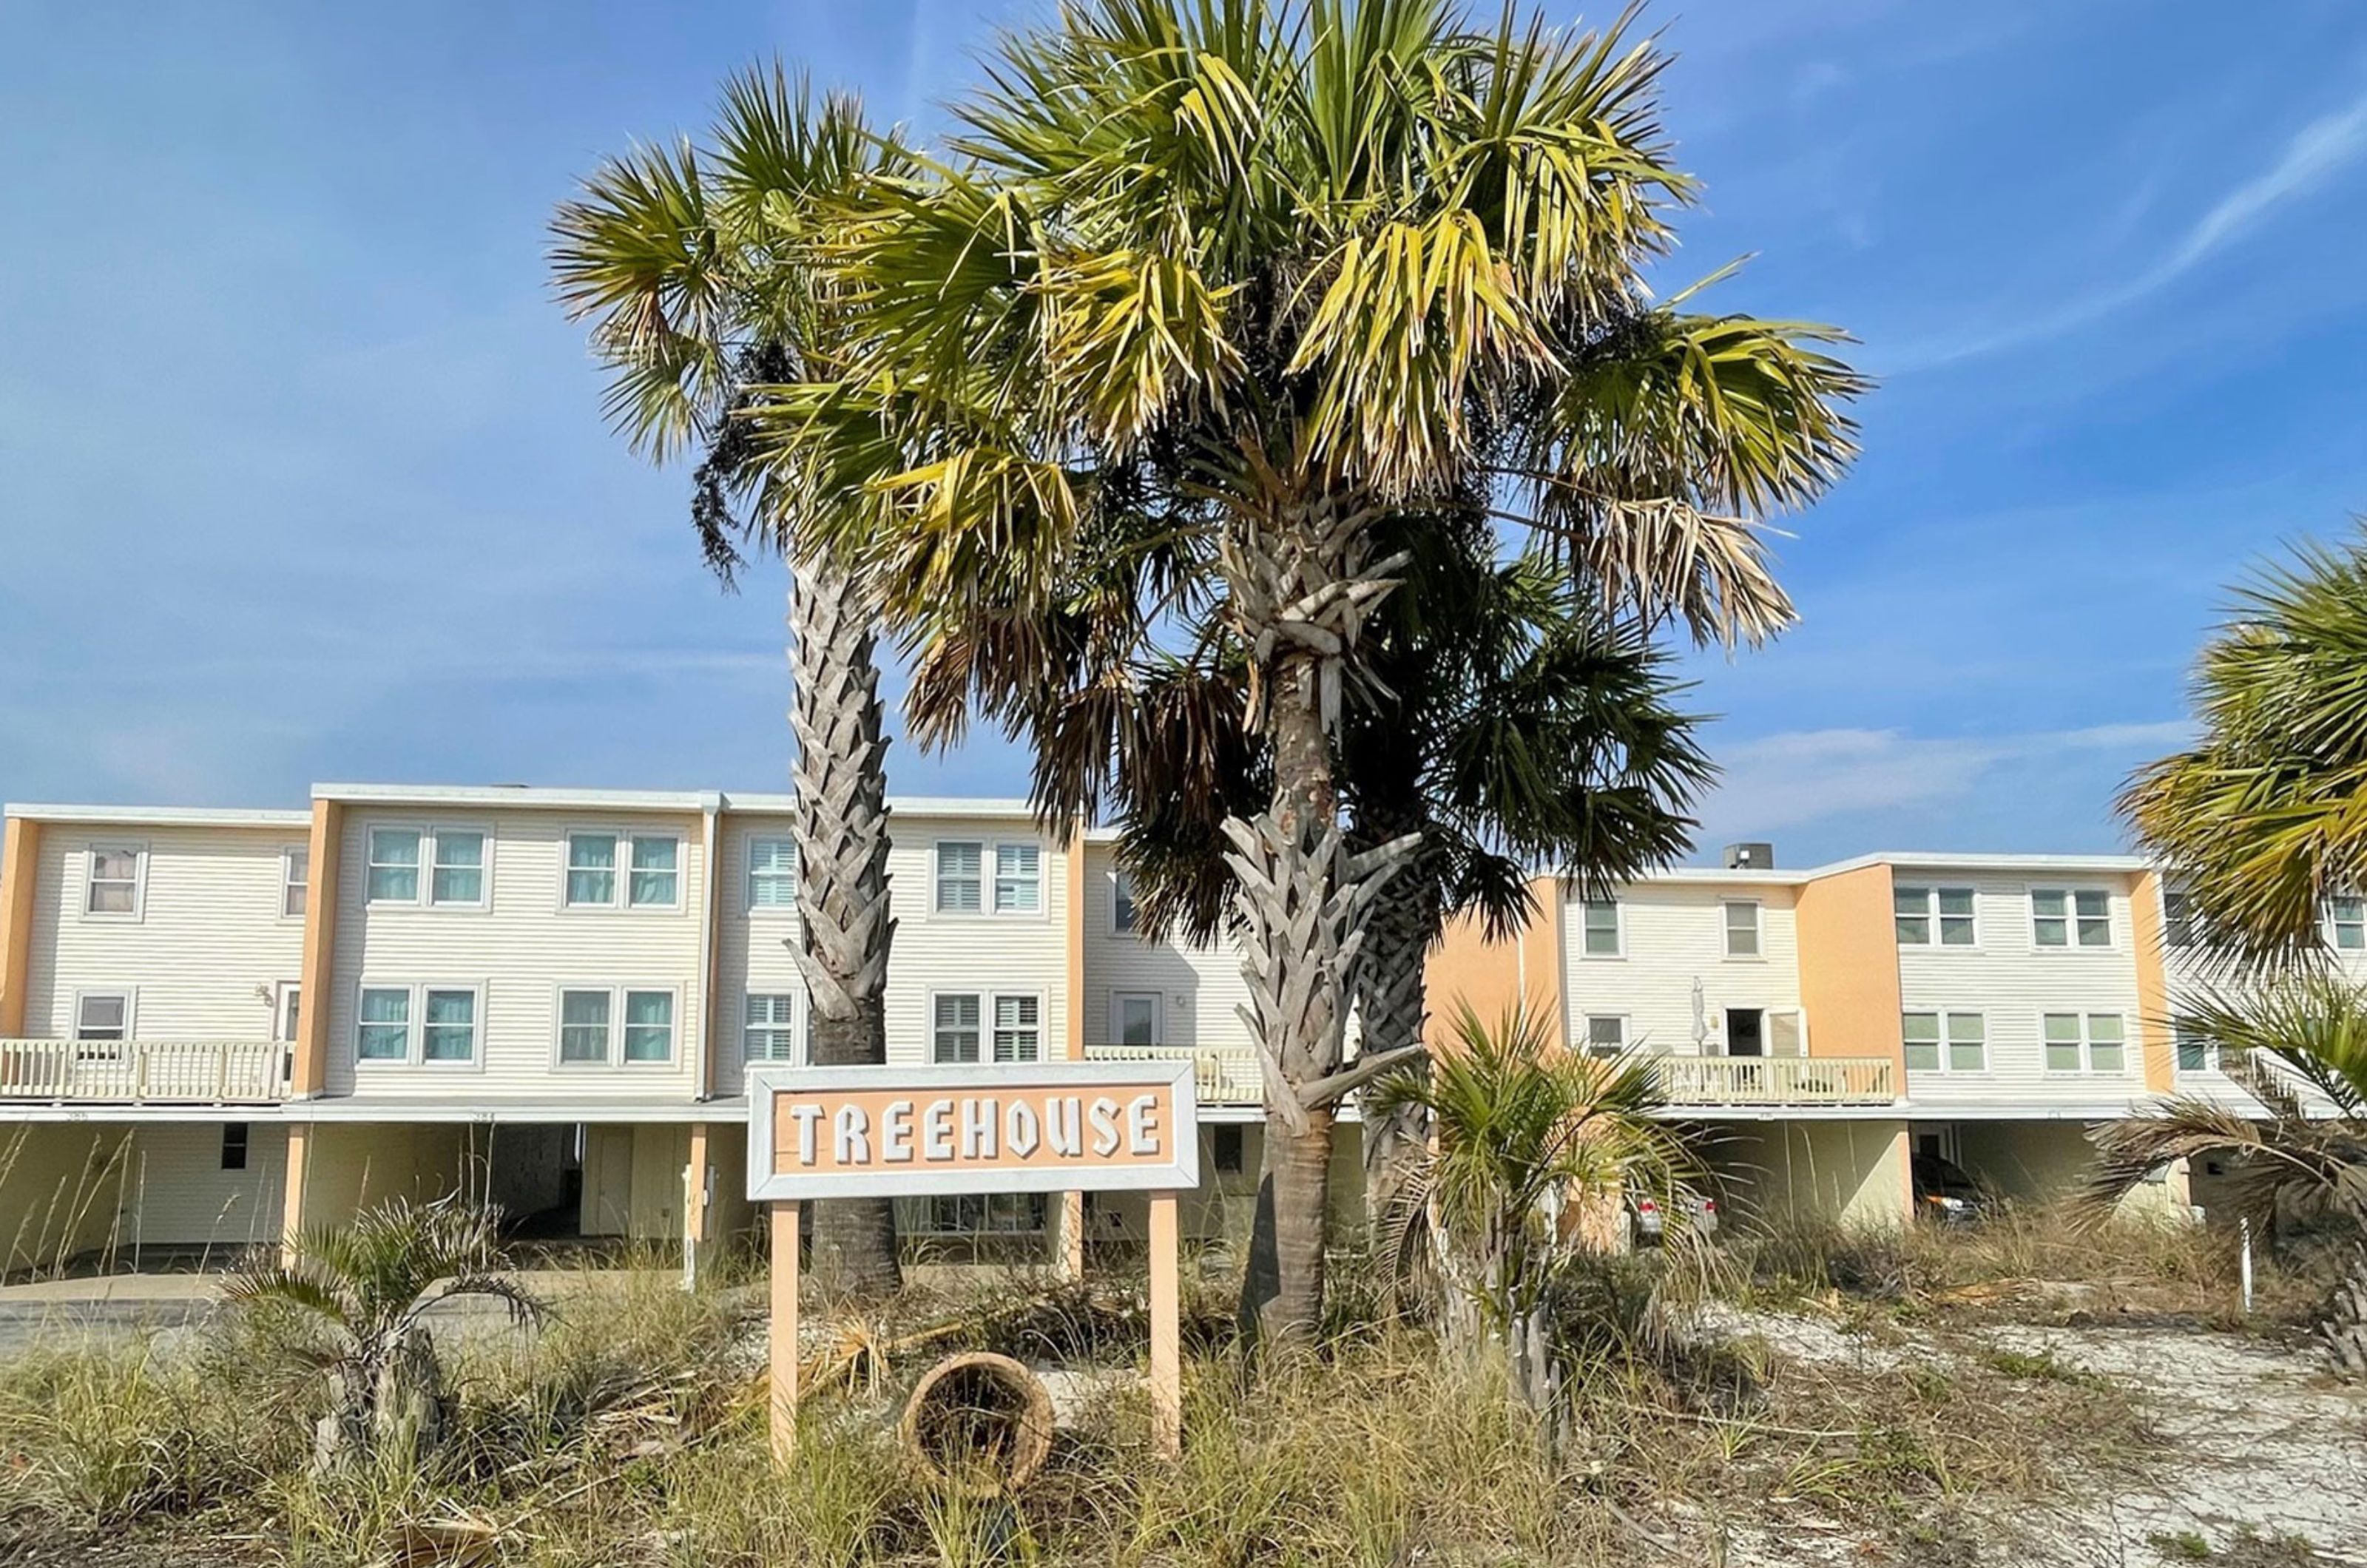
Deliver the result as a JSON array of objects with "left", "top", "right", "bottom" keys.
[
  {"left": 1653, "top": 1054, "right": 1897, "bottom": 1107},
  {"left": 0, "top": 1039, "right": 291, "bottom": 1104},
  {"left": 1083, "top": 1043, "right": 1263, "bottom": 1107}
]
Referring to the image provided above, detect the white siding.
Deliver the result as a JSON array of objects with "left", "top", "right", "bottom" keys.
[
  {"left": 325, "top": 808, "right": 708, "bottom": 1099},
  {"left": 23, "top": 825, "right": 304, "bottom": 1041},
  {"left": 1894, "top": 869, "right": 2145, "bottom": 1106},
  {"left": 1559, "top": 880, "right": 1804, "bottom": 1055},
  {"left": 713, "top": 816, "right": 806, "bottom": 1097},
  {"left": 122, "top": 1121, "right": 288, "bottom": 1248},
  {"left": 1078, "top": 841, "right": 1254, "bottom": 1052}
]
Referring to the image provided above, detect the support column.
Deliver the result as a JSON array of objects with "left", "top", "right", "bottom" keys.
[
  {"left": 1055, "top": 825, "right": 1089, "bottom": 1278},
  {"left": 683, "top": 1122, "right": 711, "bottom": 1288},
  {"left": 769, "top": 1200, "right": 802, "bottom": 1462},
  {"left": 1148, "top": 1189, "right": 1181, "bottom": 1459},
  {"left": 280, "top": 1123, "right": 311, "bottom": 1268},
  {"left": 292, "top": 800, "right": 342, "bottom": 1098},
  {"left": 0, "top": 816, "right": 41, "bottom": 1038}
]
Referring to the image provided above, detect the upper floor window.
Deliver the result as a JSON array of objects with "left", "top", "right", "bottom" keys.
[
  {"left": 84, "top": 845, "right": 143, "bottom": 919},
  {"left": 994, "top": 843, "right": 1041, "bottom": 913},
  {"left": 1895, "top": 885, "right": 1974, "bottom": 946},
  {"left": 1113, "top": 990, "right": 1160, "bottom": 1047},
  {"left": 2175, "top": 1025, "right": 2213, "bottom": 1074},
  {"left": 281, "top": 845, "right": 309, "bottom": 918},
  {"left": 2044, "top": 1012, "right": 2127, "bottom": 1074},
  {"left": 993, "top": 995, "right": 1042, "bottom": 1061},
  {"left": 1722, "top": 900, "right": 1760, "bottom": 958},
  {"left": 366, "top": 827, "right": 488, "bottom": 909},
  {"left": 356, "top": 983, "right": 479, "bottom": 1066},
  {"left": 933, "top": 993, "right": 982, "bottom": 1062},
  {"left": 1113, "top": 871, "right": 1138, "bottom": 935},
  {"left": 557, "top": 986, "right": 676, "bottom": 1065},
  {"left": 564, "top": 831, "right": 681, "bottom": 910},
  {"left": 1580, "top": 896, "right": 1621, "bottom": 958},
  {"left": 75, "top": 991, "right": 131, "bottom": 1041},
  {"left": 1902, "top": 1010, "right": 1985, "bottom": 1072},
  {"left": 2032, "top": 888, "right": 2110, "bottom": 948},
  {"left": 1583, "top": 1015, "right": 1627, "bottom": 1058},
  {"left": 745, "top": 993, "right": 805, "bottom": 1063},
  {"left": 747, "top": 837, "right": 797, "bottom": 911},
  {"left": 2163, "top": 888, "right": 2195, "bottom": 949},
  {"left": 2326, "top": 896, "right": 2366, "bottom": 953},
  {"left": 936, "top": 842, "right": 983, "bottom": 913}
]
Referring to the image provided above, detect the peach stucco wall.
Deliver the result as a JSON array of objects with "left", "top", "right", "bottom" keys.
[
  {"left": 1793, "top": 862, "right": 1903, "bottom": 1069},
  {"left": 1423, "top": 875, "right": 1564, "bottom": 1048},
  {"left": 2128, "top": 869, "right": 2175, "bottom": 1093}
]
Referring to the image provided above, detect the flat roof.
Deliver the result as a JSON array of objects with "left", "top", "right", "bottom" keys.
[{"left": 4, "top": 803, "right": 314, "bottom": 828}]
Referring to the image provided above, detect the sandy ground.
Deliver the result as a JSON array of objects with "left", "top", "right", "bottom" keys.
[{"left": 1708, "top": 1308, "right": 2367, "bottom": 1567}]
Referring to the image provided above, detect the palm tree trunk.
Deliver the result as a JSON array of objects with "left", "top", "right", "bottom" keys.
[
  {"left": 1220, "top": 476, "right": 1415, "bottom": 1347},
  {"left": 789, "top": 552, "right": 901, "bottom": 1296},
  {"left": 1353, "top": 817, "right": 1436, "bottom": 1229}
]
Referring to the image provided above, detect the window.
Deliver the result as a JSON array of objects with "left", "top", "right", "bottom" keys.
[
  {"left": 936, "top": 842, "right": 983, "bottom": 913},
  {"left": 629, "top": 837, "right": 679, "bottom": 908},
  {"left": 1583, "top": 1015, "right": 1627, "bottom": 1058},
  {"left": 74, "top": 992, "right": 130, "bottom": 1041},
  {"left": 277, "top": 984, "right": 302, "bottom": 1044},
  {"left": 420, "top": 990, "right": 477, "bottom": 1062},
  {"left": 368, "top": 828, "right": 487, "bottom": 908},
  {"left": 357, "top": 987, "right": 412, "bottom": 1061},
  {"left": 365, "top": 829, "right": 421, "bottom": 903},
  {"left": 745, "top": 993, "right": 803, "bottom": 1063},
  {"left": 994, "top": 843, "right": 1041, "bottom": 913},
  {"left": 430, "top": 831, "right": 484, "bottom": 906},
  {"left": 1212, "top": 1125, "right": 1244, "bottom": 1175},
  {"left": 748, "top": 837, "right": 797, "bottom": 911},
  {"left": 84, "top": 845, "right": 143, "bottom": 917},
  {"left": 559, "top": 990, "right": 612, "bottom": 1064},
  {"left": 2164, "top": 888, "right": 2195, "bottom": 950},
  {"left": 993, "top": 995, "right": 1041, "bottom": 1062},
  {"left": 281, "top": 846, "right": 309, "bottom": 918},
  {"left": 2044, "top": 1013, "right": 2127, "bottom": 1074},
  {"left": 1723, "top": 900, "right": 1761, "bottom": 958},
  {"left": 933, "top": 994, "right": 982, "bottom": 1063},
  {"left": 2033, "top": 889, "right": 2111, "bottom": 948},
  {"left": 565, "top": 834, "right": 616, "bottom": 907},
  {"left": 1580, "top": 897, "right": 1621, "bottom": 957},
  {"left": 1902, "top": 1010, "right": 1985, "bottom": 1073},
  {"left": 1113, "top": 871, "right": 1138, "bottom": 935},
  {"left": 921, "top": 1192, "right": 1047, "bottom": 1234},
  {"left": 1894, "top": 885, "right": 1975, "bottom": 946},
  {"left": 2327, "top": 896, "right": 2366, "bottom": 953},
  {"left": 220, "top": 1123, "right": 249, "bottom": 1172},
  {"left": 1113, "top": 992, "right": 1160, "bottom": 1048},
  {"left": 622, "top": 990, "right": 675, "bottom": 1062},
  {"left": 2175, "top": 1026, "right": 2212, "bottom": 1074}
]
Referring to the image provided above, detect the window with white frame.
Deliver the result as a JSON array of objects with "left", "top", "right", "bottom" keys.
[
  {"left": 357, "top": 987, "right": 411, "bottom": 1061},
  {"left": 84, "top": 845, "right": 143, "bottom": 917},
  {"left": 2326, "top": 896, "right": 2366, "bottom": 953},
  {"left": 421, "top": 990, "right": 478, "bottom": 1062},
  {"left": 1902, "top": 1010, "right": 1985, "bottom": 1072},
  {"left": 2044, "top": 1012, "right": 2127, "bottom": 1073},
  {"left": 1113, "top": 991, "right": 1160, "bottom": 1047},
  {"left": 2032, "top": 888, "right": 2111, "bottom": 948},
  {"left": 558, "top": 990, "right": 611, "bottom": 1064},
  {"left": 74, "top": 991, "right": 130, "bottom": 1041},
  {"left": 1894, "top": 885, "right": 1975, "bottom": 946},
  {"left": 993, "top": 995, "right": 1041, "bottom": 1061},
  {"left": 745, "top": 993, "right": 803, "bottom": 1063},
  {"left": 2175, "top": 1025, "right": 2213, "bottom": 1074},
  {"left": 365, "top": 828, "right": 487, "bottom": 908},
  {"left": 2164, "top": 888, "right": 2195, "bottom": 949},
  {"left": 1723, "top": 900, "right": 1761, "bottom": 958},
  {"left": 935, "top": 842, "right": 983, "bottom": 913},
  {"left": 1583, "top": 1015, "right": 1627, "bottom": 1057},
  {"left": 1112, "top": 871, "right": 1138, "bottom": 935},
  {"left": 1580, "top": 896, "right": 1621, "bottom": 957},
  {"left": 564, "top": 832, "right": 680, "bottom": 910},
  {"left": 919, "top": 1192, "right": 1048, "bottom": 1235},
  {"left": 556, "top": 987, "right": 674, "bottom": 1065},
  {"left": 933, "top": 993, "right": 982, "bottom": 1062},
  {"left": 747, "top": 837, "right": 797, "bottom": 911},
  {"left": 993, "top": 842, "right": 1041, "bottom": 913},
  {"left": 354, "top": 984, "right": 476, "bottom": 1066},
  {"left": 281, "top": 845, "right": 309, "bottom": 918}
]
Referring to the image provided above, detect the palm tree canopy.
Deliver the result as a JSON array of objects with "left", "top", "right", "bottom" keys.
[
  {"left": 222, "top": 1197, "right": 543, "bottom": 1344},
  {"left": 2122, "top": 527, "right": 2367, "bottom": 964}
]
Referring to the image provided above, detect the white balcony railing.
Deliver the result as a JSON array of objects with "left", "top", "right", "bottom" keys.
[
  {"left": 0, "top": 1039, "right": 291, "bottom": 1104},
  {"left": 1084, "top": 1043, "right": 1264, "bottom": 1106},
  {"left": 1653, "top": 1054, "right": 1897, "bottom": 1106}
]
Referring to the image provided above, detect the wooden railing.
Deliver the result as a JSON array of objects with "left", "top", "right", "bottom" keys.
[
  {"left": 0, "top": 1039, "right": 291, "bottom": 1103},
  {"left": 1652, "top": 1055, "right": 1897, "bottom": 1106},
  {"left": 1083, "top": 1044, "right": 1264, "bottom": 1106}
]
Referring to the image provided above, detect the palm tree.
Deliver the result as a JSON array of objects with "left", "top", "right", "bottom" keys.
[
  {"left": 2121, "top": 527, "right": 2367, "bottom": 964},
  {"left": 223, "top": 1197, "right": 543, "bottom": 1470},
  {"left": 550, "top": 71, "right": 904, "bottom": 1292},
  {"left": 1369, "top": 1001, "right": 1698, "bottom": 1412},
  {"left": 764, "top": 0, "right": 1862, "bottom": 1341},
  {"left": 2086, "top": 976, "right": 2367, "bottom": 1376}
]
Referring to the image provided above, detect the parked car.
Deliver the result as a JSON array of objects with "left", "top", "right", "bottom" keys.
[
  {"left": 1911, "top": 1153, "right": 1991, "bottom": 1226},
  {"left": 1629, "top": 1190, "right": 1719, "bottom": 1243}
]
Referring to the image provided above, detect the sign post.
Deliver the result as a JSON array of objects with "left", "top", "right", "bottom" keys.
[{"left": 749, "top": 1060, "right": 1200, "bottom": 1463}]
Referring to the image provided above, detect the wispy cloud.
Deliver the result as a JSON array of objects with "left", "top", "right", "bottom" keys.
[{"left": 1895, "top": 87, "right": 2367, "bottom": 371}]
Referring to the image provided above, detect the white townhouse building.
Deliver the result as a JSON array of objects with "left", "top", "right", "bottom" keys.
[{"left": 0, "top": 788, "right": 2326, "bottom": 1274}]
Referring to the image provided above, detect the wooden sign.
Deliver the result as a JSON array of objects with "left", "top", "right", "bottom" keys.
[
  {"left": 747, "top": 1060, "right": 1200, "bottom": 1463},
  {"left": 746, "top": 1061, "right": 1201, "bottom": 1200}
]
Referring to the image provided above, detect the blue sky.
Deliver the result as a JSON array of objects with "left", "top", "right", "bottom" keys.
[{"left": 2, "top": 0, "right": 2363, "bottom": 867}]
